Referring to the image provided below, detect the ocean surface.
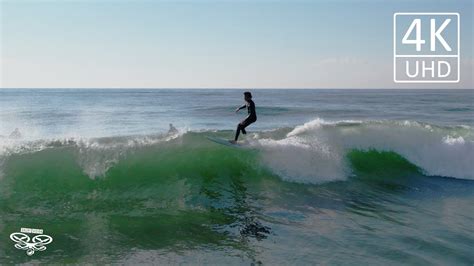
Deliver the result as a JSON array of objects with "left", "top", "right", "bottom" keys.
[{"left": 0, "top": 89, "right": 473, "bottom": 264}]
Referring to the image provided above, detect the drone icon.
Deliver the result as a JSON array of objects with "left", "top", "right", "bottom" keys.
[{"left": 10, "top": 232, "right": 53, "bottom": 256}]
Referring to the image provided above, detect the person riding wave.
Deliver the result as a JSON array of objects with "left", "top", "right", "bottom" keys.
[{"left": 232, "top": 91, "right": 257, "bottom": 143}]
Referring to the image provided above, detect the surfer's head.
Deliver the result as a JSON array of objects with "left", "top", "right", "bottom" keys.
[{"left": 244, "top": 91, "right": 252, "bottom": 101}]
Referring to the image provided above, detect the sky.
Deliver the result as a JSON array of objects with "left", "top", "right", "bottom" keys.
[{"left": 0, "top": 0, "right": 472, "bottom": 89}]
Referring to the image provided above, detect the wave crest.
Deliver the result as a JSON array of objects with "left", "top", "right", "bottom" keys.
[{"left": 0, "top": 119, "right": 472, "bottom": 183}]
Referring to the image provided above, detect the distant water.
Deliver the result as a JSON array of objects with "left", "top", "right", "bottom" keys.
[
  {"left": 0, "top": 89, "right": 473, "bottom": 138},
  {"left": 0, "top": 89, "right": 473, "bottom": 264}
]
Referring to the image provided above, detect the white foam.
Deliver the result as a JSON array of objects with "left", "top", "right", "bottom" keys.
[
  {"left": 443, "top": 136, "right": 465, "bottom": 145},
  {"left": 0, "top": 129, "right": 186, "bottom": 180},
  {"left": 286, "top": 118, "right": 363, "bottom": 137},
  {"left": 277, "top": 118, "right": 474, "bottom": 181},
  {"left": 286, "top": 118, "right": 325, "bottom": 137},
  {"left": 249, "top": 135, "right": 348, "bottom": 184},
  {"left": 75, "top": 131, "right": 185, "bottom": 179}
]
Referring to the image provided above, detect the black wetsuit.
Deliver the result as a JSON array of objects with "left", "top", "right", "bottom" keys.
[{"left": 235, "top": 100, "right": 257, "bottom": 141}]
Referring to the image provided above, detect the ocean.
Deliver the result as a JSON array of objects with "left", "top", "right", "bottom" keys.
[{"left": 0, "top": 89, "right": 473, "bottom": 264}]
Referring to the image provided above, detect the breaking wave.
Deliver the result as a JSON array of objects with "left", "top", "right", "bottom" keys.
[{"left": 0, "top": 118, "right": 472, "bottom": 185}]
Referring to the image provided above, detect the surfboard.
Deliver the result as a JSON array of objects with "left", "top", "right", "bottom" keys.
[{"left": 206, "top": 136, "right": 244, "bottom": 148}]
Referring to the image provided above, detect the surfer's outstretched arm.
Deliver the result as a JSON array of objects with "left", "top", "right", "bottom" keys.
[{"left": 235, "top": 104, "right": 246, "bottom": 113}]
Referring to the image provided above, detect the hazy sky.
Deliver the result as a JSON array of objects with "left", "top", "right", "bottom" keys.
[{"left": 1, "top": 0, "right": 472, "bottom": 88}]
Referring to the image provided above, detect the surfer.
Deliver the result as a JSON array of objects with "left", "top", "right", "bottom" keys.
[
  {"left": 9, "top": 128, "right": 22, "bottom": 139},
  {"left": 232, "top": 91, "right": 257, "bottom": 143},
  {"left": 168, "top": 123, "right": 178, "bottom": 135}
]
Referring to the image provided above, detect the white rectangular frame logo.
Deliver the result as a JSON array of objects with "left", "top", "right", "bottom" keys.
[{"left": 393, "top": 12, "right": 460, "bottom": 83}]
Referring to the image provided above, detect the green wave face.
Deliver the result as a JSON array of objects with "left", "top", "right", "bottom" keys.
[
  {"left": 0, "top": 133, "right": 275, "bottom": 263},
  {"left": 348, "top": 149, "right": 422, "bottom": 179},
  {"left": 0, "top": 131, "right": 471, "bottom": 264}
]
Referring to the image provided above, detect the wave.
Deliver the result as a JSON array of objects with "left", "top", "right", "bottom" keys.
[
  {"left": 269, "top": 118, "right": 473, "bottom": 181},
  {"left": 0, "top": 118, "right": 473, "bottom": 185}
]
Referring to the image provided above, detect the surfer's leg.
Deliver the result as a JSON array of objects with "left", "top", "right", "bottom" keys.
[
  {"left": 235, "top": 118, "right": 256, "bottom": 141},
  {"left": 240, "top": 120, "right": 247, "bottom": 135},
  {"left": 238, "top": 118, "right": 256, "bottom": 138},
  {"left": 235, "top": 123, "right": 244, "bottom": 141},
  {"left": 243, "top": 118, "right": 257, "bottom": 135}
]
